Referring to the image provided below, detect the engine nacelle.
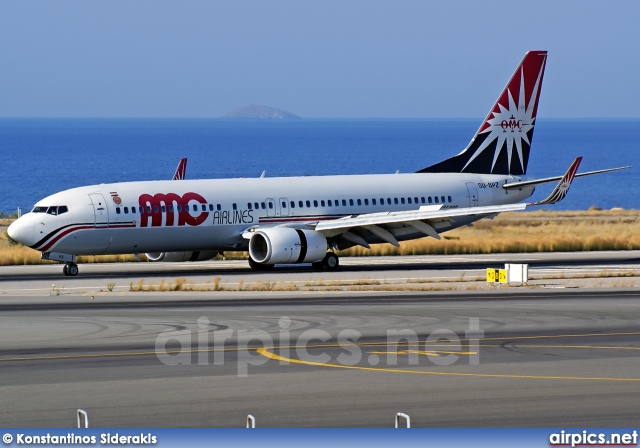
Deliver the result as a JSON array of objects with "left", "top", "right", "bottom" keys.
[
  {"left": 145, "top": 250, "right": 218, "bottom": 262},
  {"left": 249, "top": 228, "right": 327, "bottom": 264}
]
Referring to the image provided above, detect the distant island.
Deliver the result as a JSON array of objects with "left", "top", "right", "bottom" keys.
[{"left": 222, "top": 104, "right": 300, "bottom": 119}]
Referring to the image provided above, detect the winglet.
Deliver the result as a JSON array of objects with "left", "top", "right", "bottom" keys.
[
  {"left": 173, "top": 158, "right": 187, "bottom": 180},
  {"left": 530, "top": 157, "right": 582, "bottom": 206}
]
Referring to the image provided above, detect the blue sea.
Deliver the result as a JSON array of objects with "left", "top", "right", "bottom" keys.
[{"left": 0, "top": 118, "right": 637, "bottom": 214}]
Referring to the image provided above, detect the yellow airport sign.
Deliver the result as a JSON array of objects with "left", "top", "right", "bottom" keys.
[{"left": 487, "top": 268, "right": 507, "bottom": 283}]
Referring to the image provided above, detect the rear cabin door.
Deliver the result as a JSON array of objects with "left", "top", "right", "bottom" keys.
[{"left": 466, "top": 182, "right": 479, "bottom": 207}]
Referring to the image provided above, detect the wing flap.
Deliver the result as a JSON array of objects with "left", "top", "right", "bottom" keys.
[{"left": 314, "top": 203, "right": 527, "bottom": 234}]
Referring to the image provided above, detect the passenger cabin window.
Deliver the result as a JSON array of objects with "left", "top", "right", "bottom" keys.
[
  {"left": 115, "top": 207, "right": 121, "bottom": 214},
  {"left": 342, "top": 199, "right": 347, "bottom": 206},
  {"left": 290, "top": 201, "right": 295, "bottom": 208},
  {"left": 434, "top": 197, "right": 439, "bottom": 203},
  {"left": 282, "top": 201, "right": 287, "bottom": 209},
  {"left": 161, "top": 205, "right": 166, "bottom": 213},
  {"left": 407, "top": 198, "right": 412, "bottom": 204},
  {"left": 372, "top": 199, "right": 376, "bottom": 205},
  {"left": 328, "top": 200, "right": 332, "bottom": 207},
  {"left": 357, "top": 199, "right": 362, "bottom": 206},
  {"left": 428, "top": 197, "right": 433, "bottom": 204},
  {"left": 349, "top": 199, "right": 354, "bottom": 206},
  {"left": 124, "top": 207, "right": 129, "bottom": 214},
  {"left": 394, "top": 198, "right": 399, "bottom": 205},
  {"left": 209, "top": 204, "right": 214, "bottom": 211},
  {"left": 306, "top": 200, "right": 311, "bottom": 207},
  {"left": 448, "top": 196, "right": 452, "bottom": 203},
  {"left": 217, "top": 204, "right": 222, "bottom": 211},
  {"left": 254, "top": 202, "right": 259, "bottom": 210},
  {"left": 248, "top": 203, "right": 253, "bottom": 210},
  {"left": 299, "top": 200, "right": 304, "bottom": 208},
  {"left": 313, "top": 200, "right": 318, "bottom": 207},
  {"left": 320, "top": 200, "right": 325, "bottom": 207},
  {"left": 233, "top": 203, "right": 237, "bottom": 210},
  {"left": 441, "top": 196, "right": 446, "bottom": 203}
]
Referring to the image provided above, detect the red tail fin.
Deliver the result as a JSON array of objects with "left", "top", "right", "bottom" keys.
[
  {"left": 173, "top": 158, "right": 187, "bottom": 180},
  {"left": 419, "top": 51, "right": 547, "bottom": 175}
]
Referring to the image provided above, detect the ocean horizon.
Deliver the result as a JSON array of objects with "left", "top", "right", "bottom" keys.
[{"left": 1, "top": 118, "right": 637, "bottom": 214}]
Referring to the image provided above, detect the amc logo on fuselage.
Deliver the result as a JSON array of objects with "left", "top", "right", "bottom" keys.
[{"left": 138, "top": 192, "right": 208, "bottom": 227}]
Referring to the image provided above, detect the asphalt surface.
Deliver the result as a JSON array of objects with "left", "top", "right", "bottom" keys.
[{"left": 0, "top": 274, "right": 639, "bottom": 427}]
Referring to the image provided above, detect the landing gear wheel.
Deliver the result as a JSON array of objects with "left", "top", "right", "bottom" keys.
[
  {"left": 322, "top": 252, "right": 339, "bottom": 271},
  {"left": 65, "top": 263, "right": 79, "bottom": 277},
  {"left": 248, "top": 258, "right": 274, "bottom": 271}
]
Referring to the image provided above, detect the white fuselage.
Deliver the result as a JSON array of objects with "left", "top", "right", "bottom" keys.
[{"left": 11, "top": 172, "right": 533, "bottom": 256}]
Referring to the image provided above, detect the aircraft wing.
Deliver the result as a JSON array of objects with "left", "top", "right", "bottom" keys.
[{"left": 313, "top": 203, "right": 527, "bottom": 247}]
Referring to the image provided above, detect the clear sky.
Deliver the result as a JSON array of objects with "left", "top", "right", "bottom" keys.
[{"left": 1, "top": 1, "right": 638, "bottom": 118}]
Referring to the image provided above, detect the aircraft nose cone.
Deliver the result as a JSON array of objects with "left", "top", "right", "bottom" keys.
[{"left": 7, "top": 218, "right": 36, "bottom": 247}]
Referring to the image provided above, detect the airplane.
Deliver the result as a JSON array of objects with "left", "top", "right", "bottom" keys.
[{"left": 7, "top": 50, "right": 630, "bottom": 277}]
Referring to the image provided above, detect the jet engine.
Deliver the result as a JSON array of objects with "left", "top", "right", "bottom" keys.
[
  {"left": 145, "top": 250, "right": 218, "bottom": 262},
  {"left": 249, "top": 228, "right": 327, "bottom": 264}
]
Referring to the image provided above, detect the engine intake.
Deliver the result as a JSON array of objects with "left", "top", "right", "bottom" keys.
[
  {"left": 145, "top": 250, "right": 218, "bottom": 262},
  {"left": 249, "top": 228, "right": 327, "bottom": 264}
]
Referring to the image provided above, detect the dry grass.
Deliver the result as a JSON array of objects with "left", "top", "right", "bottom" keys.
[{"left": 1, "top": 209, "right": 639, "bottom": 266}]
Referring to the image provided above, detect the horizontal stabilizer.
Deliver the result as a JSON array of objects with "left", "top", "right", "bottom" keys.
[{"left": 503, "top": 164, "right": 631, "bottom": 190}]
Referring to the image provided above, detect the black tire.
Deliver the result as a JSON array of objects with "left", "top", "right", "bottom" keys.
[
  {"left": 67, "top": 263, "right": 79, "bottom": 276},
  {"left": 62, "top": 264, "right": 69, "bottom": 276},
  {"left": 322, "top": 253, "right": 339, "bottom": 271}
]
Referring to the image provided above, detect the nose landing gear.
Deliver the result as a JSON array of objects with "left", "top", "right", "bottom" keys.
[{"left": 63, "top": 263, "right": 79, "bottom": 277}]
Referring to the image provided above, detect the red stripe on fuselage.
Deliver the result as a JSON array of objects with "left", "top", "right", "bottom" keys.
[{"left": 36, "top": 223, "right": 136, "bottom": 252}]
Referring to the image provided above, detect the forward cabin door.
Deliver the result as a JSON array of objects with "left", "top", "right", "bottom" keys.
[
  {"left": 89, "top": 193, "right": 109, "bottom": 227},
  {"left": 86, "top": 193, "right": 111, "bottom": 254}
]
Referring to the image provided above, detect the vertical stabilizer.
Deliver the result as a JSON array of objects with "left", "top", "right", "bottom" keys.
[
  {"left": 418, "top": 51, "right": 547, "bottom": 175},
  {"left": 173, "top": 158, "right": 187, "bottom": 180}
]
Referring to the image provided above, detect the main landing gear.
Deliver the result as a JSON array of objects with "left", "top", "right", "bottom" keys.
[
  {"left": 63, "top": 262, "right": 79, "bottom": 277},
  {"left": 312, "top": 252, "right": 339, "bottom": 271}
]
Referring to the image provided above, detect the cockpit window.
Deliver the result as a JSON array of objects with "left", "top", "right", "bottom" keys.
[{"left": 32, "top": 205, "right": 68, "bottom": 215}]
